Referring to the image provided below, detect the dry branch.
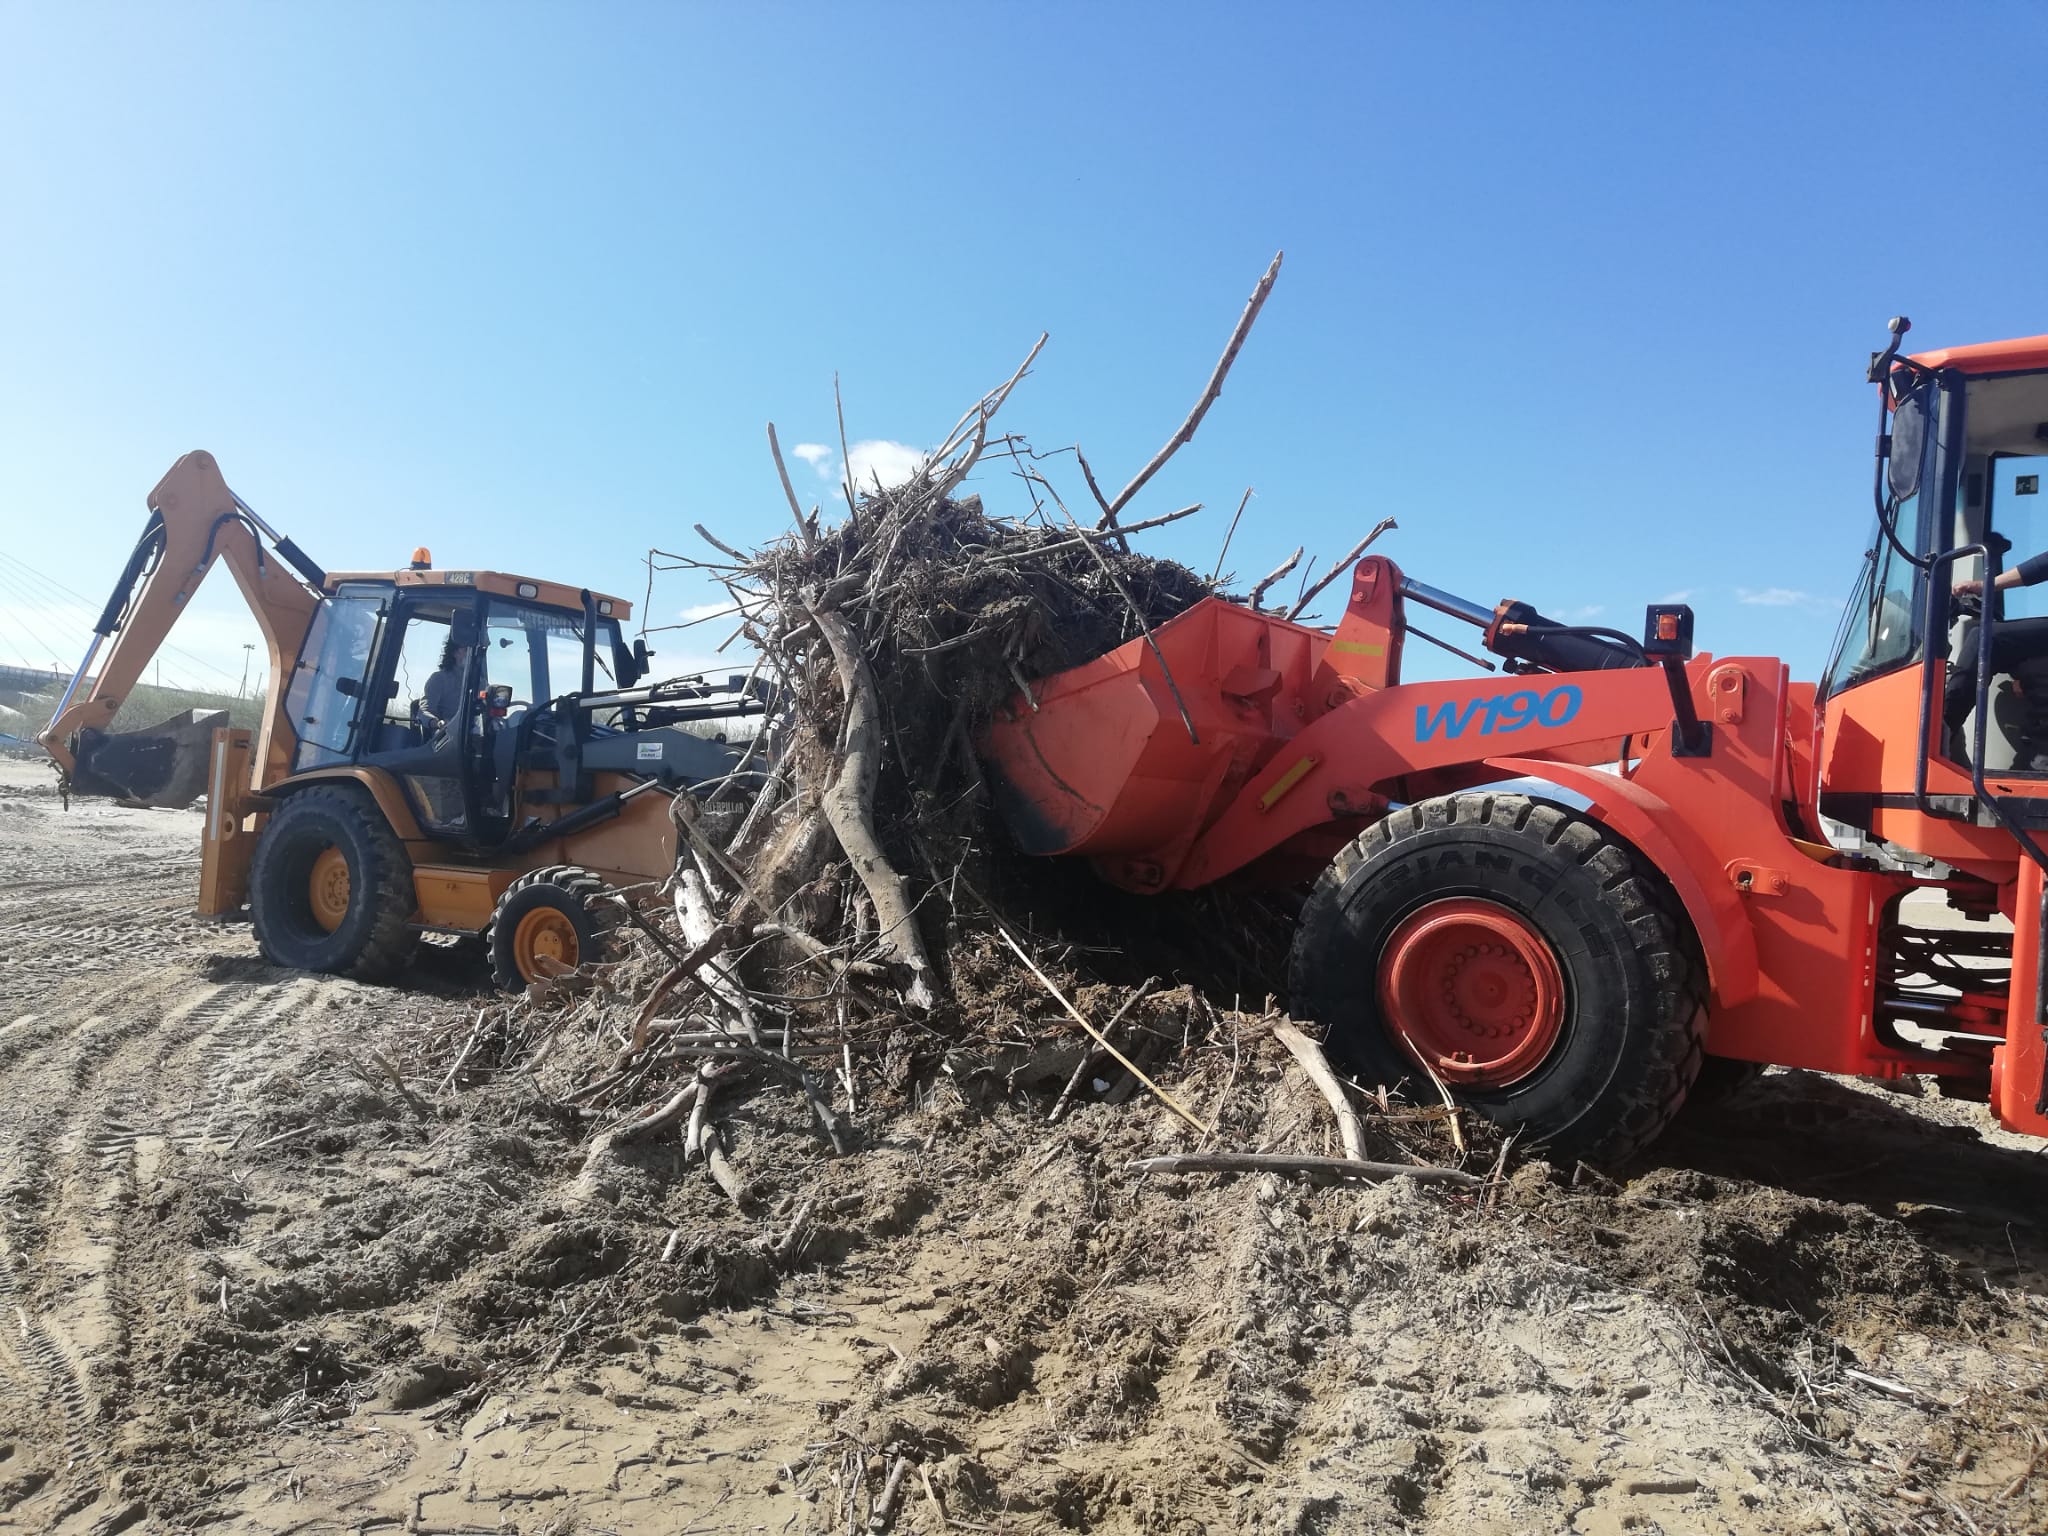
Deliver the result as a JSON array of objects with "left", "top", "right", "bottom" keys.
[
  {"left": 1211, "top": 487, "right": 1253, "bottom": 582},
  {"left": 1272, "top": 1022, "right": 1369, "bottom": 1161},
  {"left": 1249, "top": 547, "right": 1302, "bottom": 610},
  {"left": 766, "top": 423, "right": 816, "bottom": 547},
  {"left": 1049, "top": 978, "right": 1162, "bottom": 1123},
  {"left": 808, "top": 605, "right": 939, "bottom": 1009},
  {"left": 1285, "top": 517, "right": 1398, "bottom": 621},
  {"left": 1101, "top": 251, "right": 1283, "bottom": 529},
  {"left": 1127, "top": 1153, "right": 1480, "bottom": 1187},
  {"left": 991, "top": 920, "right": 1208, "bottom": 1135}
]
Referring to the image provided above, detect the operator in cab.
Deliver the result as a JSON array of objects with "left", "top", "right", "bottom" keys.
[
  {"left": 418, "top": 640, "right": 473, "bottom": 741},
  {"left": 1954, "top": 552, "right": 2048, "bottom": 601},
  {"left": 1953, "top": 554, "right": 2048, "bottom": 773}
]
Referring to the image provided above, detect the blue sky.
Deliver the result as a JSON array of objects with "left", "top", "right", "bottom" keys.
[{"left": 2, "top": 3, "right": 2044, "bottom": 695}]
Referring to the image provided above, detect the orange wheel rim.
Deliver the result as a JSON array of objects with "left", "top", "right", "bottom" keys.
[
  {"left": 1377, "top": 898, "right": 1565, "bottom": 1088},
  {"left": 308, "top": 846, "right": 351, "bottom": 933},
  {"left": 513, "top": 907, "right": 580, "bottom": 979}
]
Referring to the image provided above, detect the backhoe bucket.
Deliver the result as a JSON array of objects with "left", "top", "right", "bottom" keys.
[{"left": 69, "top": 709, "right": 229, "bottom": 807}]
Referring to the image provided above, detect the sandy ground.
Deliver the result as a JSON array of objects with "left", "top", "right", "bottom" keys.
[{"left": 0, "top": 753, "right": 2044, "bottom": 1535}]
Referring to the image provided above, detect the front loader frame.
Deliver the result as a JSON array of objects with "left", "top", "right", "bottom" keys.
[{"left": 979, "top": 555, "right": 2048, "bottom": 1138}]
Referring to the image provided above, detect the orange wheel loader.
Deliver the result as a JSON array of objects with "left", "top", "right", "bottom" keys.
[
  {"left": 38, "top": 451, "right": 765, "bottom": 990},
  {"left": 979, "top": 318, "right": 2048, "bottom": 1162}
]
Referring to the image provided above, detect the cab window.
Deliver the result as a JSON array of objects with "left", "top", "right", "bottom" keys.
[
  {"left": 1822, "top": 499, "right": 1927, "bottom": 694},
  {"left": 1990, "top": 454, "right": 2048, "bottom": 621},
  {"left": 286, "top": 584, "right": 387, "bottom": 769},
  {"left": 483, "top": 600, "right": 624, "bottom": 716}
]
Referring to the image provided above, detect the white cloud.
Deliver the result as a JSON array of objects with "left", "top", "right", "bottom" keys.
[
  {"left": 844, "top": 440, "right": 929, "bottom": 494},
  {"left": 1653, "top": 589, "right": 1693, "bottom": 604},
  {"left": 791, "top": 443, "right": 833, "bottom": 477},
  {"left": 1568, "top": 604, "right": 1606, "bottom": 621},
  {"left": 1736, "top": 586, "right": 1824, "bottom": 608},
  {"left": 680, "top": 601, "right": 733, "bottom": 622}
]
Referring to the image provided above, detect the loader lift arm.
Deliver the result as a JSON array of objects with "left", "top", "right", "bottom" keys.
[{"left": 37, "top": 450, "right": 327, "bottom": 805}]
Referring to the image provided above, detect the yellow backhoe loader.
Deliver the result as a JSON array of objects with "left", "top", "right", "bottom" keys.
[{"left": 38, "top": 451, "right": 764, "bottom": 988}]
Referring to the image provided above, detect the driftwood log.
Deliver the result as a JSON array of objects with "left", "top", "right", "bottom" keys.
[{"left": 807, "top": 605, "right": 938, "bottom": 1010}]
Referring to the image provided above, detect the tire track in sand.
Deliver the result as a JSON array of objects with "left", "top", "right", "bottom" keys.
[{"left": 0, "top": 969, "right": 325, "bottom": 1528}]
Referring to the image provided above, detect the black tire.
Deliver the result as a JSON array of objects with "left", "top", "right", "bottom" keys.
[
  {"left": 250, "top": 785, "right": 420, "bottom": 982},
  {"left": 1680, "top": 1056, "right": 1765, "bottom": 1113},
  {"left": 1289, "top": 791, "right": 1706, "bottom": 1165},
  {"left": 486, "top": 866, "right": 620, "bottom": 991}
]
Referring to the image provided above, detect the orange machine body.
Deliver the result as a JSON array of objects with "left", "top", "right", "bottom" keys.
[
  {"left": 199, "top": 742, "right": 679, "bottom": 930},
  {"left": 981, "top": 553, "right": 2048, "bottom": 1139}
]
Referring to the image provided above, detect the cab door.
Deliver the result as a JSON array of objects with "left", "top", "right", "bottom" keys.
[
  {"left": 356, "top": 594, "right": 482, "bottom": 838},
  {"left": 1813, "top": 373, "right": 1995, "bottom": 860},
  {"left": 285, "top": 583, "right": 390, "bottom": 772},
  {"left": 1970, "top": 450, "right": 2048, "bottom": 772}
]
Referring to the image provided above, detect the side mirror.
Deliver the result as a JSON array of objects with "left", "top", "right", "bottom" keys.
[
  {"left": 632, "top": 637, "right": 652, "bottom": 684},
  {"left": 1888, "top": 391, "right": 1927, "bottom": 502},
  {"left": 335, "top": 676, "right": 361, "bottom": 698}
]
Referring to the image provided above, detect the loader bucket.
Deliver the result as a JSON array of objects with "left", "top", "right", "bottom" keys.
[
  {"left": 69, "top": 709, "right": 228, "bottom": 807},
  {"left": 979, "top": 598, "right": 1328, "bottom": 882}
]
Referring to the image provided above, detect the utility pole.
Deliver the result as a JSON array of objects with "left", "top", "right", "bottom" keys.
[{"left": 240, "top": 643, "right": 255, "bottom": 699}]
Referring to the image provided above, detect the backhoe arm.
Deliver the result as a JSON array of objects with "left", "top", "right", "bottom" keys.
[{"left": 38, "top": 451, "right": 327, "bottom": 802}]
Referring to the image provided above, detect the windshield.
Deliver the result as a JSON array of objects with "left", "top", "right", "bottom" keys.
[
  {"left": 1822, "top": 518, "right": 1923, "bottom": 696},
  {"left": 1821, "top": 387, "right": 1936, "bottom": 698},
  {"left": 287, "top": 583, "right": 388, "bottom": 769},
  {"left": 481, "top": 600, "right": 627, "bottom": 719}
]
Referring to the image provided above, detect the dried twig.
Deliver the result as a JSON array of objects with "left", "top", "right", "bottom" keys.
[
  {"left": 1210, "top": 486, "right": 1253, "bottom": 582},
  {"left": 767, "top": 422, "right": 817, "bottom": 548},
  {"left": 702, "top": 1127, "right": 745, "bottom": 1205},
  {"left": 695, "top": 523, "right": 748, "bottom": 562},
  {"left": 988, "top": 919, "right": 1208, "bottom": 1135},
  {"left": 833, "top": 371, "right": 859, "bottom": 524},
  {"left": 871, "top": 1456, "right": 912, "bottom": 1531},
  {"left": 1101, "top": 250, "right": 1282, "bottom": 528},
  {"left": 436, "top": 1008, "right": 489, "bottom": 1096},
  {"left": 1285, "top": 517, "right": 1397, "bottom": 620},
  {"left": 630, "top": 923, "right": 744, "bottom": 1052},
  {"left": 1248, "top": 547, "right": 1302, "bottom": 610},
  {"left": 249, "top": 1122, "right": 319, "bottom": 1153},
  {"left": 1127, "top": 1152, "right": 1479, "bottom": 1186},
  {"left": 371, "top": 1050, "right": 431, "bottom": 1121},
  {"left": 1412, "top": 1055, "right": 1468, "bottom": 1156},
  {"left": 1049, "top": 978, "right": 1162, "bottom": 1122},
  {"left": 1272, "top": 1022, "right": 1368, "bottom": 1161}
]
